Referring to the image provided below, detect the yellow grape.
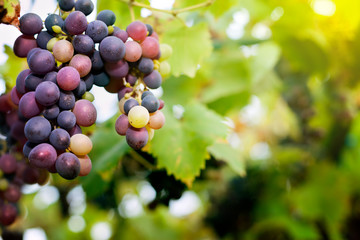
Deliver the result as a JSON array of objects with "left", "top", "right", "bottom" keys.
[
  {"left": 70, "top": 134, "right": 93, "bottom": 156},
  {"left": 128, "top": 106, "right": 150, "bottom": 128},
  {"left": 159, "top": 61, "right": 171, "bottom": 78},
  {"left": 159, "top": 43, "right": 172, "bottom": 61},
  {"left": 146, "top": 126, "right": 155, "bottom": 141}
]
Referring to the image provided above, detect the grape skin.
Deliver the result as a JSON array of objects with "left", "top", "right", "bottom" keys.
[
  {"left": 57, "top": 111, "right": 76, "bottom": 130},
  {"left": 59, "top": 0, "right": 75, "bottom": 11},
  {"left": 27, "top": 49, "right": 56, "bottom": 75},
  {"left": 0, "top": 154, "right": 17, "bottom": 174},
  {"left": 86, "top": 20, "right": 109, "bottom": 43},
  {"left": 143, "top": 70, "right": 162, "bottom": 89},
  {"left": 105, "top": 60, "right": 129, "bottom": 78},
  {"left": 69, "top": 54, "right": 92, "bottom": 77},
  {"left": 124, "top": 98, "right": 139, "bottom": 115},
  {"left": 29, "top": 143, "right": 58, "bottom": 169},
  {"left": 36, "top": 31, "right": 54, "bottom": 49},
  {"left": 128, "top": 105, "right": 149, "bottom": 128},
  {"left": 64, "top": 11, "right": 88, "bottom": 35},
  {"left": 43, "top": 105, "right": 60, "bottom": 120},
  {"left": 96, "top": 10, "right": 116, "bottom": 26},
  {"left": 112, "top": 26, "right": 128, "bottom": 42},
  {"left": 19, "top": 91, "right": 43, "bottom": 119},
  {"left": 16, "top": 69, "right": 31, "bottom": 94},
  {"left": 99, "top": 36, "right": 126, "bottom": 63},
  {"left": 141, "top": 95, "right": 159, "bottom": 113},
  {"left": 45, "top": 14, "right": 64, "bottom": 34},
  {"left": 75, "top": 0, "right": 94, "bottom": 16},
  {"left": 72, "top": 99, "right": 97, "bottom": 127},
  {"left": 141, "top": 37, "right": 160, "bottom": 59},
  {"left": 72, "top": 35, "right": 95, "bottom": 55},
  {"left": 70, "top": 134, "right": 93, "bottom": 156},
  {"left": 78, "top": 155, "right": 92, "bottom": 176},
  {"left": 57, "top": 66, "right": 81, "bottom": 91},
  {"left": 126, "top": 21, "right": 147, "bottom": 42},
  {"left": 126, "top": 126, "right": 149, "bottom": 150},
  {"left": 35, "top": 81, "right": 60, "bottom": 107},
  {"left": 148, "top": 110, "right": 165, "bottom": 129},
  {"left": 115, "top": 114, "right": 129, "bottom": 136},
  {"left": 138, "top": 58, "right": 154, "bottom": 74},
  {"left": 53, "top": 39, "right": 74, "bottom": 63},
  {"left": 55, "top": 152, "right": 80, "bottom": 180},
  {"left": 24, "top": 73, "right": 43, "bottom": 92},
  {"left": 58, "top": 91, "right": 75, "bottom": 110},
  {"left": 124, "top": 41, "right": 142, "bottom": 62},
  {"left": 24, "top": 116, "right": 52, "bottom": 143},
  {"left": 49, "top": 128, "right": 71, "bottom": 151},
  {"left": 13, "top": 35, "right": 37, "bottom": 58},
  {"left": 19, "top": 13, "right": 43, "bottom": 36}
]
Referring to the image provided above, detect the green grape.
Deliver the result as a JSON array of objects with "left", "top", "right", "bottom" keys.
[
  {"left": 46, "top": 37, "right": 59, "bottom": 51},
  {"left": 128, "top": 106, "right": 150, "bottom": 128},
  {"left": 159, "top": 61, "right": 171, "bottom": 77},
  {"left": 160, "top": 43, "right": 172, "bottom": 61},
  {"left": 108, "top": 25, "right": 114, "bottom": 35},
  {"left": 82, "top": 91, "right": 95, "bottom": 102},
  {"left": 70, "top": 134, "right": 93, "bottom": 156}
]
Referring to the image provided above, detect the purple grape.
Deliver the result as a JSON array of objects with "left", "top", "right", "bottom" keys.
[
  {"left": 65, "top": 11, "right": 88, "bottom": 35},
  {"left": 96, "top": 10, "right": 116, "bottom": 26},
  {"left": 75, "top": 0, "right": 94, "bottom": 16},
  {"left": 91, "top": 50, "right": 104, "bottom": 72},
  {"left": 49, "top": 128, "right": 70, "bottom": 150},
  {"left": 13, "top": 35, "right": 37, "bottom": 58},
  {"left": 141, "top": 94, "right": 159, "bottom": 113},
  {"left": 25, "top": 73, "right": 43, "bottom": 92},
  {"left": 19, "top": 91, "right": 43, "bottom": 118},
  {"left": 29, "top": 143, "right": 57, "bottom": 169},
  {"left": 27, "top": 49, "right": 56, "bottom": 75},
  {"left": 55, "top": 152, "right": 80, "bottom": 180},
  {"left": 16, "top": 69, "right": 31, "bottom": 94},
  {"left": 83, "top": 74, "right": 94, "bottom": 91},
  {"left": 57, "top": 66, "right": 80, "bottom": 91},
  {"left": 126, "top": 74, "right": 137, "bottom": 86},
  {"left": 117, "top": 87, "right": 132, "bottom": 100},
  {"left": 0, "top": 153, "right": 17, "bottom": 174},
  {"left": 104, "top": 60, "right": 129, "bottom": 78},
  {"left": 58, "top": 91, "right": 75, "bottom": 110},
  {"left": 19, "top": 13, "right": 43, "bottom": 35},
  {"left": 72, "top": 35, "right": 95, "bottom": 55},
  {"left": 73, "top": 80, "right": 86, "bottom": 98},
  {"left": 141, "top": 91, "right": 154, "bottom": 100},
  {"left": 124, "top": 98, "right": 139, "bottom": 114},
  {"left": 23, "top": 141, "right": 37, "bottom": 158},
  {"left": 143, "top": 70, "right": 162, "bottom": 89},
  {"left": 115, "top": 114, "right": 129, "bottom": 136},
  {"left": 36, "top": 31, "right": 53, "bottom": 49},
  {"left": 43, "top": 105, "right": 60, "bottom": 120},
  {"left": 0, "top": 204, "right": 17, "bottom": 226},
  {"left": 59, "top": 0, "right": 75, "bottom": 11},
  {"left": 57, "top": 111, "right": 76, "bottom": 130},
  {"left": 4, "top": 184, "right": 21, "bottom": 203},
  {"left": 24, "top": 116, "right": 52, "bottom": 143},
  {"left": 86, "top": 20, "right": 108, "bottom": 43},
  {"left": 35, "top": 81, "right": 60, "bottom": 106},
  {"left": 138, "top": 57, "right": 154, "bottom": 74},
  {"left": 126, "top": 126, "right": 148, "bottom": 150},
  {"left": 112, "top": 26, "right": 128, "bottom": 42},
  {"left": 45, "top": 14, "right": 64, "bottom": 34},
  {"left": 99, "top": 36, "right": 125, "bottom": 62},
  {"left": 72, "top": 99, "right": 97, "bottom": 127},
  {"left": 93, "top": 72, "right": 110, "bottom": 87},
  {"left": 68, "top": 124, "right": 82, "bottom": 136},
  {"left": 10, "top": 87, "right": 22, "bottom": 105},
  {"left": 44, "top": 71, "right": 58, "bottom": 84}
]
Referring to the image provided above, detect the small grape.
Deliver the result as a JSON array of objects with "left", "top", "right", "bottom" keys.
[
  {"left": 128, "top": 105, "right": 149, "bottom": 128},
  {"left": 57, "top": 111, "right": 76, "bottom": 130},
  {"left": 75, "top": 0, "right": 94, "bottom": 16},
  {"left": 143, "top": 70, "right": 162, "bottom": 89},
  {"left": 70, "top": 133, "right": 93, "bottom": 156},
  {"left": 159, "top": 61, "right": 171, "bottom": 77},
  {"left": 69, "top": 54, "right": 92, "bottom": 77},
  {"left": 138, "top": 57, "right": 154, "bottom": 74},
  {"left": 96, "top": 10, "right": 116, "bottom": 26},
  {"left": 35, "top": 81, "right": 60, "bottom": 107},
  {"left": 112, "top": 26, "right": 128, "bottom": 42},
  {"left": 0, "top": 154, "right": 17, "bottom": 174},
  {"left": 36, "top": 31, "right": 54, "bottom": 49},
  {"left": 29, "top": 143, "right": 57, "bottom": 169},
  {"left": 49, "top": 128, "right": 70, "bottom": 151},
  {"left": 105, "top": 60, "right": 129, "bottom": 78},
  {"left": 24, "top": 116, "right": 52, "bottom": 143},
  {"left": 78, "top": 155, "right": 92, "bottom": 176},
  {"left": 59, "top": 0, "right": 75, "bottom": 11},
  {"left": 148, "top": 110, "right": 165, "bottom": 129},
  {"left": 115, "top": 114, "right": 129, "bottom": 136},
  {"left": 43, "top": 105, "right": 60, "bottom": 120},
  {"left": 13, "top": 35, "right": 37, "bottom": 58},
  {"left": 72, "top": 99, "right": 97, "bottom": 127},
  {"left": 19, "top": 13, "right": 43, "bottom": 36},
  {"left": 141, "top": 94, "right": 159, "bottom": 113},
  {"left": 141, "top": 37, "right": 160, "bottom": 59},
  {"left": 99, "top": 36, "right": 125, "bottom": 62},
  {"left": 124, "top": 98, "right": 139, "bottom": 114},
  {"left": 59, "top": 91, "right": 75, "bottom": 110},
  {"left": 124, "top": 41, "right": 142, "bottom": 62},
  {"left": 126, "top": 126, "right": 148, "bottom": 150},
  {"left": 126, "top": 21, "right": 147, "bottom": 42},
  {"left": 53, "top": 39, "right": 74, "bottom": 63},
  {"left": 72, "top": 35, "right": 95, "bottom": 55},
  {"left": 18, "top": 91, "right": 43, "bottom": 119},
  {"left": 55, "top": 152, "right": 80, "bottom": 180},
  {"left": 45, "top": 14, "right": 64, "bottom": 34},
  {"left": 27, "top": 49, "right": 56, "bottom": 75}
]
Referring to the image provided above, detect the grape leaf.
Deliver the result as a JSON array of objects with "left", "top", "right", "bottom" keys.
[
  {"left": 0, "top": 0, "right": 20, "bottom": 27},
  {"left": 162, "top": 21, "right": 213, "bottom": 78},
  {"left": 149, "top": 103, "right": 228, "bottom": 186}
]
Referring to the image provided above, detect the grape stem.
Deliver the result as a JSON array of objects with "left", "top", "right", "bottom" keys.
[
  {"left": 129, "top": 150, "right": 157, "bottom": 170},
  {"left": 128, "top": 0, "right": 135, "bottom": 22},
  {"left": 119, "top": 0, "right": 215, "bottom": 16}
]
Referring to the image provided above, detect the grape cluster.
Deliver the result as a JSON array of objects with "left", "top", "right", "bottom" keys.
[{"left": 0, "top": 93, "right": 49, "bottom": 226}]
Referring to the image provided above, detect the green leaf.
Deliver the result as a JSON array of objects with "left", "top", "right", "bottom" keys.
[
  {"left": 150, "top": 103, "right": 228, "bottom": 186},
  {"left": 0, "top": 45, "right": 28, "bottom": 91},
  {"left": 208, "top": 142, "right": 246, "bottom": 176},
  {"left": 162, "top": 21, "right": 213, "bottom": 78}
]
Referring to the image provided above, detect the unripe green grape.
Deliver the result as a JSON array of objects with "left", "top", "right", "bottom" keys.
[
  {"left": 108, "top": 25, "right": 114, "bottom": 35},
  {"left": 82, "top": 91, "right": 94, "bottom": 102},
  {"left": 47, "top": 37, "right": 59, "bottom": 51},
  {"left": 159, "top": 43, "right": 172, "bottom": 61},
  {"left": 159, "top": 61, "right": 171, "bottom": 78},
  {"left": 0, "top": 179, "right": 8, "bottom": 191},
  {"left": 128, "top": 106, "right": 150, "bottom": 128},
  {"left": 146, "top": 125, "right": 155, "bottom": 141},
  {"left": 70, "top": 134, "right": 93, "bottom": 156},
  {"left": 61, "top": 12, "right": 70, "bottom": 20},
  {"left": 52, "top": 25, "right": 62, "bottom": 34}
]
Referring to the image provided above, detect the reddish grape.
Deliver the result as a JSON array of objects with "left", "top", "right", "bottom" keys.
[
  {"left": 115, "top": 114, "right": 129, "bottom": 136},
  {"left": 18, "top": 91, "right": 43, "bottom": 118},
  {"left": 141, "top": 37, "right": 160, "bottom": 59},
  {"left": 29, "top": 143, "right": 58, "bottom": 169},
  {"left": 72, "top": 99, "right": 97, "bottom": 127},
  {"left": 126, "top": 126, "right": 148, "bottom": 150},
  {"left": 126, "top": 21, "right": 147, "bottom": 42},
  {"left": 125, "top": 41, "right": 142, "bottom": 62},
  {"left": 13, "top": 35, "right": 37, "bottom": 58},
  {"left": 69, "top": 54, "right": 92, "bottom": 77},
  {"left": 57, "top": 66, "right": 81, "bottom": 91}
]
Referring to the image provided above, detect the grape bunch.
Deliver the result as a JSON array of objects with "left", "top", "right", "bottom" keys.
[{"left": 0, "top": 93, "right": 49, "bottom": 226}]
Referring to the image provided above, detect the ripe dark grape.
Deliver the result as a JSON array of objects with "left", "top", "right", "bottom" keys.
[
  {"left": 75, "top": 0, "right": 94, "bottom": 16},
  {"left": 143, "top": 70, "right": 162, "bottom": 89},
  {"left": 104, "top": 60, "right": 129, "bottom": 78},
  {"left": 18, "top": 91, "right": 43, "bottom": 118},
  {"left": 29, "top": 143, "right": 57, "bottom": 169},
  {"left": 35, "top": 81, "right": 60, "bottom": 106},
  {"left": 72, "top": 99, "right": 97, "bottom": 127},
  {"left": 126, "top": 126, "right": 148, "bottom": 150},
  {"left": 112, "top": 26, "right": 128, "bottom": 42},
  {"left": 138, "top": 57, "right": 154, "bottom": 74},
  {"left": 124, "top": 98, "right": 139, "bottom": 114},
  {"left": 91, "top": 50, "right": 104, "bottom": 72},
  {"left": 99, "top": 36, "right": 125, "bottom": 62},
  {"left": 68, "top": 124, "right": 82, "bottom": 136},
  {"left": 126, "top": 74, "right": 137, "bottom": 86},
  {"left": 115, "top": 114, "right": 129, "bottom": 136},
  {"left": 0, "top": 153, "right": 17, "bottom": 174},
  {"left": 27, "top": 49, "right": 56, "bottom": 75},
  {"left": 57, "top": 111, "right": 76, "bottom": 130},
  {"left": 55, "top": 152, "right": 80, "bottom": 180},
  {"left": 19, "top": 13, "right": 43, "bottom": 36},
  {"left": 73, "top": 80, "right": 87, "bottom": 98},
  {"left": 49, "top": 128, "right": 70, "bottom": 150},
  {"left": 59, "top": 91, "right": 75, "bottom": 110},
  {"left": 93, "top": 72, "right": 110, "bottom": 86},
  {"left": 64, "top": 11, "right": 88, "bottom": 35},
  {"left": 86, "top": 20, "right": 108, "bottom": 43},
  {"left": 141, "top": 91, "right": 154, "bottom": 100},
  {"left": 16, "top": 69, "right": 31, "bottom": 94},
  {"left": 117, "top": 87, "right": 132, "bottom": 100},
  {"left": 59, "top": 0, "right": 75, "bottom": 11},
  {"left": 24, "top": 73, "right": 43, "bottom": 92},
  {"left": 13, "top": 35, "right": 37, "bottom": 58},
  {"left": 4, "top": 184, "right": 21, "bottom": 203},
  {"left": 104, "top": 77, "right": 125, "bottom": 93},
  {"left": 57, "top": 66, "right": 80, "bottom": 91},
  {"left": 24, "top": 116, "right": 51, "bottom": 143},
  {"left": 43, "top": 105, "right": 60, "bottom": 120},
  {"left": 10, "top": 87, "right": 22, "bottom": 105},
  {"left": 69, "top": 54, "right": 92, "bottom": 77},
  {"left": 96, "top": 10, "right": 116, "bottom": 26},
  {"left": 145, "top": 24, "right": 153, "bottom": 36},
  {"left": 44, "top": 71, "right": 58, "bottom": 84},
  {"left": 45, "top": 14, "right": 64, "bottom": 34},
  {"left": 141, "top": 94, "right": 159, "bottom": 113},
  {"left": 0, "top": 204, "right": 17, "bottom": 226},
  {"left": 126, "top": 21, "right": 147, "bottom": 42},
  {"left": 83, "top": 74, "right": 94, "bottom": 91},
  {"left": 36, "top": 31, "right": 54, "bottom": 49},
  {"left": 72, "top": 35, "right": 95, "bottom": 55},
  {"left": 23, "top": 141, "right": 37, "bottom": 158}
]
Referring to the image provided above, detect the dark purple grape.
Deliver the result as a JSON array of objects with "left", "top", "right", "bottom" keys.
[
  {"left": 112, "top": 26, "right": 128, "bottom": 42},
  {"left": 141, "top": 94, "right": 159, "bottom": 113},
  {"left": 35, "top": 81, "right": 60, "bottom": 106},
  {"left": 117, "top": 87, "right": 132, "bottom": 100},
  {"left": 57, "top": 111, "right": 76, "bottom": 130},
  {"left": 72, "top": 99, "right": 97, "bottom": 127},
  {"left": 126, "top": 74, "right": 137, "bottom": 86},
  {"left": 59, "top": 91, "right": 75, "bottom": 110},
  {"left": 141, "top": 91, "right": 154, "bottom": 100},
  {"left": 138, "top": 57, "right": 154, "bottom": 74},
  {"left": 13, "top": 35, "right": 37, "bottom": 58},
  {"left": 4, "top": 184, "right": 21, "bottom": 203},
  {"left": 45, "top": 13, "right": 64, "bottom": 34},
  {"left": 99, "top": 36, "right": 125, "bottom": 62},
  {"left": 27, "top": 49, "right": 56, "bottom": 75},
  {"left": 36, "top": 31, "right": 53, "bottom": 49},
  {"left": 124, "top": 98, "right": 139, "bottom": 114},
  {"left": 93, "top": 72, "right": 110, "bottom": 87},
  {"left": 10, "top": 87, "right": 22, "bottom": 105},
  {"left": 19, "top": 13, "right": 43, "bottom": 35},
  {"left": 29, "top": 143, "right": 57, "bottom": 169},
  {"left": 75, "top": 0, "right": 94, "bottom": 16},
  {"left": 0, "top": 204, "right": 17, "bottom": 226},
  {"left": 64, "top": 11, "right": 88, "bottom": 35},
  {"left": 44, "top": 71, "right": 58, "bottom": 84},
  {"left": 23, "top": 141, "right": 37, "bottom": 158},
  {"left": 25, "top": 73, "right": 43, "bottom": 92},
  {"left": 73, "top": 80, "right": 86, "bottom": 98},
  {"left": 115, "top": 114, "right": 129, "bottom": 136},
  {"left": 145, "top": 24, "right": 153, "bottom": 36},
  {"left": 86, "top": 20, "right": 108, "bottom": 43},
  {"left": 126, "top": 126, "right": 148, "bottom": 150},
  {"left": 143, "top": 70, "right": 162, "bottom": 89},
  {"left": 55, "top": 152, "right": 80, "bottom": 180},
  {"left": 10, "top": 120, "right": 26, "bottom": 142},
  {"left": 49, "top": 128, "right": 70, "bottom": 150},
  {"left": 43, "top": 105, "right": 60, "bottom": 120},
  {"left": 91, "top": 50, "right": 104, "bottom": 72},
  {"left": 24, "top": 116, "right": 52, "bottom": 143},
  {"left": 59, "top": 0, "right": 75, "bottom": 11},
  {"left": 16, "top": 69, "right": 31, "bottom": 94},
  {"left": 83, "top": 74, "right": 94, "bottom": 91},
  {"left": 0, "top": 153, "right": 17, "bottom": 174},
  {"left": 96, "top": 10, "right": 116, "bottom": 26},
  {"left": 19, "top": 91, "right": 43, "bottom": 118},
  {"left": 68, "top": 124, "right": 82, "bottom": 136},
  {"left": 72, "top": 35, "right": 95, "bottom": 55},
  {"left": 105, "top": 60, "right": 129, "bottom": 78}
]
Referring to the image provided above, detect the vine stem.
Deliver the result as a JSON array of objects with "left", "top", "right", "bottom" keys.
[
  {"left": 119, "top": 0, "right": 215, "bottom": 16},
  {"left": 128, "top": 0, "right": 135, "bottom": 21}
]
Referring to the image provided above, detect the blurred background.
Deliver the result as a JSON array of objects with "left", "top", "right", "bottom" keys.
[{"left": 2, "top": 0, "right": 360, "bottom": 239}]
